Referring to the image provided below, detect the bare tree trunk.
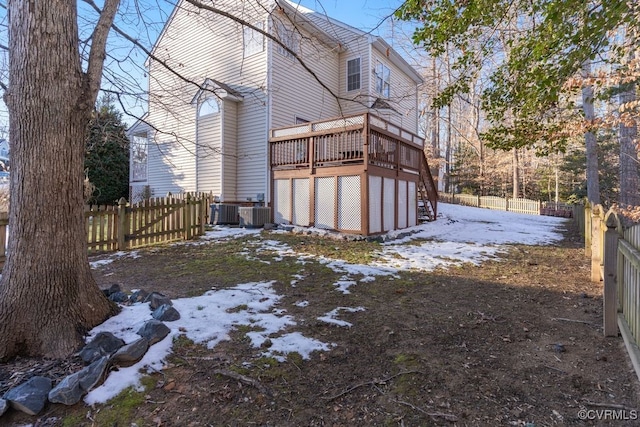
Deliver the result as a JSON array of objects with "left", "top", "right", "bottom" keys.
[
  {"left": 619, "top": 37, "right": 639, "bottom": 206},
  {"left": 512, "top": 148, "right": 520, "bottom": 198},
  {"left": 0, "top": 0, "right": 119, "bottom": 360},
  {"left": 582, "top": 61, "right": 601, "bottom": 205}
]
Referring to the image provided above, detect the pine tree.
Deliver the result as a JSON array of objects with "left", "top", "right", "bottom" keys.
[{"left": 86, "top": 95, "right": 130, "bottom": 205}]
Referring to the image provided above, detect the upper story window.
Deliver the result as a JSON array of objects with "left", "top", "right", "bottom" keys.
[
  {"left": 375, "top": 60, "right": 390, "bottom": 98},
  {"left": 275, "top": 20, "right": 299, "bottom": 59},
  {"left": 198, "top": 98, "right": 220, "bottom": 117},
  {"left": 131, "top": 135, "right": 148, "bottom": 182},
  {"left": 347, "top": 58, "right": 361, "bottom": 91},
  {"left": 243, "top": 22, "right": 264, "bottom": 58}
]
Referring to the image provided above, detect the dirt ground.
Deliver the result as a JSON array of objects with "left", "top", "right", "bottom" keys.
[{"left": 1, "top": 220, "right": 639, "bottom": 426}]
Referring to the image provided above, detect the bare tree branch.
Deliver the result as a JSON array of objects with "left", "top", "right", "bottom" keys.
[{"left": 84, "top": 0, "right": 121, "bottom": 108}]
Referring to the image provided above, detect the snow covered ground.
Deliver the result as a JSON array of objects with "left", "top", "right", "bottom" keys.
[{"left": 85, "top": 203, "right": 568, "bottom": 404}]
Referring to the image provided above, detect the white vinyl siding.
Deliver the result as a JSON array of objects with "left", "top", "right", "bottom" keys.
[
  {"left": 144, "top": 0, "right": 269, "bottom": 199},
  {"left": 196, "top": 98, "right": 221, "bottom": 195},
  {"left": 222, "top": 100, "right": 238, "bottom": 201},
  {"left": 269, "top": 17, "right": 340, "bottom": 128}
]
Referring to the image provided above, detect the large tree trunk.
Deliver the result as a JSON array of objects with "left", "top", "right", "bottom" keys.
[
  {"left": 0, "top": 0, "right": 118, "bottom": 360},
  {"left": 582, "top": 61, "right": 601, "bottom": 205},
  {"left": 618, "top": 36, "right": 639, "bottom": 207}
]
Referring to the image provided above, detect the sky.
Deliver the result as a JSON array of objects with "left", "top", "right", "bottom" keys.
[
  {"left": 83, "top": 203, "right": 568, "bottom": 404},
  {"left": 297, "top": 0, "right": 405, "bottom": 33},
  {"left": 0, "top": 0, "right": 412, "bottom": 131}
]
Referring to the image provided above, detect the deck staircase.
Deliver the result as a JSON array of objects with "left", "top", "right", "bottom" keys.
[{"left": 418, "top": 152, "right": 438, "bottom": 221}]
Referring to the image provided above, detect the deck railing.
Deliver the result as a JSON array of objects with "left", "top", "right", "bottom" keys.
[
  {"left": 270, "top": 113, "right": 425, "bottom": 174},
  {"left": 270, "top": 113, "right": 438, "bottom": 221}
]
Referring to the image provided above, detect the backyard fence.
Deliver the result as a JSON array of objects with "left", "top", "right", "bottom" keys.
[
  {"left": 0, "top": 192, "right": 213, "bottom": 266},
  {"left": 575, "top": 202, "right": 640, "bottom": 381},
  {"left": 439, "top": 193, "right": 573, "bottom": 217}
]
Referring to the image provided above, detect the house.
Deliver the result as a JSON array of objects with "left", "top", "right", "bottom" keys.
[{"left": 129, "top": 0, "right": 437, "bottom": 234}]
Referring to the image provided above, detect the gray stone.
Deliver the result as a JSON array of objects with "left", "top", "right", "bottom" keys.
[
  {"left": 79, "top": 331, "right": 125, "bottom": 364},
  {"left": 152, "top": 304, "right": 180, "bottom": 322},
  {"left": 129, "top": 289, "right": 149, "bottom": 304},
  {"left": 79, "top": 356, "right": 110, "bottom": 392},
  {"left": 0, "top": 398, "right": 7, "bottom": 416},
  {"left": 108, "top": 284, "right": 122, "bottom": 295},
  {"left": 137, "top": 320, "right": 171, "bottom": 345},
  {"left": 48, "top": 372, "right": 83, "bottom": 406},
  {"left": 145, "top": 292, "right": 172, "bottom": 310},
  {"left": 3, "top": 376, "right": 52, "bottom": 415},
  {"left": 112, "top": 338, "right": 149, "bottom": 366},
  {"left": 108, "top": 291, "right": 129, "bottom": 303}
]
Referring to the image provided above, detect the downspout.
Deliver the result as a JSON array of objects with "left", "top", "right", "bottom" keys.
[
  {"left": 220, "top": 100, "right": 225, "bottom": 201},
  {"left": 266, "top": 16, "right": 273, "bottom": 209},
  {"left": 195, "top": 102, "right": 199, "bottom": 193}
]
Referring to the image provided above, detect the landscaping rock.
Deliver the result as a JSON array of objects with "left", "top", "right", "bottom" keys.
[
  {"left": 152, "top": 304, "right": 180, "bottom": 322},
  {"left": 112, "top": 338, "right": 149, "bottom": 366},
  {"left": 48, "top": 356, "right": 109, "bottom": 406},
  {"left": 108, "top": 284, "right": 122, "bottom": 295},
  {"left": 137, "top": 320, "right": 171, "bottom": 345},
  {"left": 79, "top": 331, "right": 125, "bottom": 364},
  {"left": 0, "top": 398, "right": 7, "bottom": 416},
  {"left": 145, "top": 292, "right": 172, "bottom": 310},
  {"left": 108, "top": 291, "right": 129, "bottom": 303},
  {"left": 78, "top": 356, "right": 110, "bottom": 392},
  {"left": 3, "top": 376, "right": 52, "bottom": 415},
  {"left": 129, "top": 289, "right": 149, "bottom": 304},
  {"left": 47, "top": 372, "right": 83, "bottom": 406}
]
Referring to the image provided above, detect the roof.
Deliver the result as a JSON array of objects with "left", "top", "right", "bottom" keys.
[{"left": 190, "top": 79, "right": 244, "bottom": 103}]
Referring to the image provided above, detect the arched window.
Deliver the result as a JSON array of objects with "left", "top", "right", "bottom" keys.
[{"left": 198, "top": 98, "right": 219, "bottom": 117}]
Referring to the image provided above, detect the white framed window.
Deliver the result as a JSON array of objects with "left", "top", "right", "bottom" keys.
[
  {"left": 198, "top": 98, "right": 220, "bottom": 117},
  {"left": 243, "top": 22, "right": 264, "bottom": 58},
  {"left": 131, "top": 135, "right": 148, "bottom": 182},
  {"left": 375, "top": 60, "right": 390, "bottom": 98},
  {"left": 347, "top": 57, "right": 361, "bottom": 91},
  {"left": 275, "top": 20, "right": 299, "bottom": 59}
]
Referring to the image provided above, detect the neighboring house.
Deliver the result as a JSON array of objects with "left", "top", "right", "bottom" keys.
[{"left": 130, "top": 0, "right": 437, "bottom": 234}]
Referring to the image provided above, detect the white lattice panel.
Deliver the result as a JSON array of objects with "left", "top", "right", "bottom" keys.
[
  {"left": 315, "top": 177, "right": 335, "bottom": 229},
  {"left": 271, "top": 124, "right": 311, "bottom": 138},
  {"left": 312, "top": 116, "right": 364, "bottom": 132},
  {"left": 398, "top": 180, "right": 407, "bottom": 229},
  {"left": 368, "top": 176, "right": 382, "bottom": 234},
  {"left": 292, "top": 178, "right": 310, "bottom": 226},
  {"left": 338, "top": 175, "right": 361, "bottom": 231},
  {"left": 383, "top": 178, "right": 395, "bottom": 231},
  {"left": 408, "top": 182, "right": 417, "bottom": 226},
  {"left": 370, "top": 115, "right": 386, "bottom": 129},
  {"left": 274, "top": 179, "right": 291, "bottom": 224}
]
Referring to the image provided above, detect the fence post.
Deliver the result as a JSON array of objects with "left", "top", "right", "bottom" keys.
[
  {"left": 591, "top": 205, "right": 603, "bottom": 282},
  {"left": 538, "top": 200, "right": 542, "bottom": 215},
  {"left": 117, "top": 197, "right": 129, "bottom": 250},
  {"left": 585, "top": 203, "right": 592, "bottom": 257},
  {"left": 603, "top": 213, "right": 619, "bottom": 336},
  {"left": 199, "top": 195, "right": 206, "bottom": 236},
  {"left": 185, "top": 193, "right": 192, "bottom": 240}
]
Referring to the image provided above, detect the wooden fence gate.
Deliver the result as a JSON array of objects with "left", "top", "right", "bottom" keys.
[{"left": 1, "top": 193, "right": 213, "bottom": 266}]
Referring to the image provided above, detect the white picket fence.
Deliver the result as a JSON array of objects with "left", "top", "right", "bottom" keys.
[
  {"left": 439, "top": 193, "right": 572, "bottom": 216},
  {"left": 576, "top": 203, "right": 640, "bottom": 381}
]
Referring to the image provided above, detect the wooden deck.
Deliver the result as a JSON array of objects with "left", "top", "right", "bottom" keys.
[{"left": 269, "top": 113, "right": 438, "bottom": 235}]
